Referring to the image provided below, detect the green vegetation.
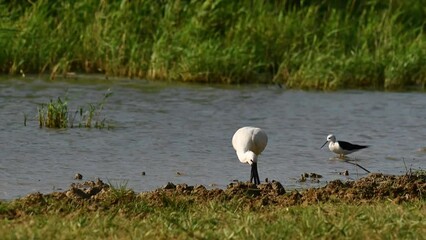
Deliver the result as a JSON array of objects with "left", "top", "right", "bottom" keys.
[
  {"left": 1, "top": 173, "right": 424, "bottom": 239},
  {"left": 0, "top": 191, "right": 424, "bottom": 239},
  {"left": 38, "top": 97, "right": 68, "bottom": 128},
  {"left": 37, "top": 89, "right": 112, "bottom": 129},
  {"left": 1, "top": 0, "right": 426, "bottom": 90}
]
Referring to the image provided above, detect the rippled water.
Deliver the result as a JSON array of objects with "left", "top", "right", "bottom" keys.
[{"left": 0, "top": 76, "right": 425, "bottom": 199}]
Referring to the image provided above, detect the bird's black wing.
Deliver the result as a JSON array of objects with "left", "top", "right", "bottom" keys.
[{"left": 339, "top": 141, "right": 368, "bottom": 150}]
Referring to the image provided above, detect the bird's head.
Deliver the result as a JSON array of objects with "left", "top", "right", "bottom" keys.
[
  {"left": 327, "top": 134, "right": 336, "bottom": 142},
  {"left": 321, "top": 134, "right": 336, "bottom": 148},
  {"left": 245, "top": 151, "right": 257, "bottom": 165}
]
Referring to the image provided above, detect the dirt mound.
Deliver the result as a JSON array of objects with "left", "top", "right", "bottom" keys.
[
  {"left": 151, "top": 173, "right": 425, "bottom": 205},
  {"left": 17, "top": 178, "right": 110, "bottom": 205},
  {"left": 139, "top": 173, "right": 424, "bottom": 207},
  {"left": 299, "top": 173, "right": 425, "bottom": 205},
  {"left": 12, "top": 173, "right": 426, "bottom": 210}
]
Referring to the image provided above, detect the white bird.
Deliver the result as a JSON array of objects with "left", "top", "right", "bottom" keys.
[
  {"left": 232, "top": 126, "right": 268, "bottom": 185},
  {"left": 321, "top": 134, "right": 368, "bottom": 158}
]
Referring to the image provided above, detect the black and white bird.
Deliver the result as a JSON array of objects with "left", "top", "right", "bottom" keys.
[
  {"left": 321, "top": 134, "right": 368, "bottom": 158},
  {"left": 232, "top": 126, "right": 268, "bottom": 185}
]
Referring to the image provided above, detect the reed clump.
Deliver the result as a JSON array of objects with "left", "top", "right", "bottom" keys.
[
  {"left": 37, "top": 89, "right": 112, "bottom": 129},
  {"left": 38, "top": 97, "right": 68, "bottom": 128},
  {"left": 1, "top": 0, "right": 425, "bottom": 90}
]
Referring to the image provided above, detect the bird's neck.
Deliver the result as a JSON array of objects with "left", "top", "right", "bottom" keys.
[{"left": 237, "top": 151, "right": 257, "bottom": 165}]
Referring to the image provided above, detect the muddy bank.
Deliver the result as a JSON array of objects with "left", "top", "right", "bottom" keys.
[
  {"left": 0, "top": 173, "right": 424, "bottom": 219},
  {"left": 10, "top": 173, "right": 423, "bottom": 209},
  {"left": 144, "top": 173, "right": 425, "bottom": 206}
]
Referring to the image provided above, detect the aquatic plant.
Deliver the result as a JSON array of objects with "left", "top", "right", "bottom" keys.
[
  {"left": 38, "top": 97, "right": 68, "bottom": 128},
  {"left": 23, "top": 113, "right": 27, "bottom": 126},
  {"left": 37, "top": 89, "right": 113, "bottom": 129},
  {"left": 71, "top": 89, "right": 113, "bottom": 129}
]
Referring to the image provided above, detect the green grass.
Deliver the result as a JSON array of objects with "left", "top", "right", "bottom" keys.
[
  {"left": 37, "top": 89, "right": 112, "bottom": 129},
  {"left": 0, "top": 195, "right": 424, "bottom": 239},
  {"left": 1, "top": 0, "right": 426, "bottom": 90},
  {"left": 38, "top": 97, "right": 69, "bottom": 128}
]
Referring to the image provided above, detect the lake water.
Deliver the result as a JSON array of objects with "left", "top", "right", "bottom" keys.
[{"left": 0, "top": 76, "right": 425, "bottom": 199}]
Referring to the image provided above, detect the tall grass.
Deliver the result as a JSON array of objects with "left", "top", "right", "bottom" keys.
[{"left": 1, "top": 0, "right": 425, "bottom": 90}]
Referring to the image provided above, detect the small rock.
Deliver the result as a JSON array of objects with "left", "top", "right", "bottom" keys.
[
  {"left": 194, "top": 185, "right": 207, "bottom": 191},
  {"left": 310, "top": 173, "right": 323, "bottom": 178},
  {"left": 66, "top": 187, "right": 89, "bottom": 199},
  {"left": 176, "top": 184, "right": 194, "bottom": 193},
  {"left": 85, "top": 186, "right": 103, "bottom": 197},
  {"left": 271, "top": 181, "right": 286, "bottom": 195},
  {"left": 141, "top": 171, "right": 146, "bottom": 176},
  {"left": 163, "top": 182, "right": 176, "bottom": 190},
  {"left": 74, "top": 173, "right": 83, "bottom": 180}
]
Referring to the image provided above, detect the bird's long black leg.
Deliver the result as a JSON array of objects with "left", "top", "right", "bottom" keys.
[
  {"left": 250, "top": 164, "right": 254, "bottom": 183},
  {"left": 252, "top": 162, "right": 260, "bottom": 185},
  {"left": 346, "top": 160, "right": 371, "bottom": 173},
  {"left": 256, "top": 164, "right": 260, "bottom": 185}
]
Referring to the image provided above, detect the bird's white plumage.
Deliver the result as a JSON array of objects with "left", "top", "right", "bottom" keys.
[
  {"left": 232, "top": 126, "right": 268, "bottom": 185},
  {"left": 328, "top": 141, "right": 350, "bottom": 155},
  {"left": 325, "top": 134, "right": 347, "bottom": 155},
  {"left": 322, "top": 134, "right": 367, "bottom": 157},
  {"left": 232, "top": 126, "right": 268, "bottom": 165}
]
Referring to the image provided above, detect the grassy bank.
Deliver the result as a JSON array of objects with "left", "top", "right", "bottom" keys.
[
  {"left": 1, "top": 199, "right": 424, "bottom": 239},
  {"left": 1, "top": 0, "right": 426, "bottom": 90},
  {"left": 0, "top": 174, "right": 425, "bottom": 239}
]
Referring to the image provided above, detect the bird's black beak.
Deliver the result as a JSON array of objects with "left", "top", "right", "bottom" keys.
[
  {"left": 320, "top": 141, "right": 328, "bottom": 149},
  {"left": 250, "top": 162, "right": 260, "bottom": 185}
]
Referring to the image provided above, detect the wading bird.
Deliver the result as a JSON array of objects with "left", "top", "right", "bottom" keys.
[
  {"left": 232, "top": 126, "right": 268, "bottom": 185},
  {"left": 321, "top": 134, "right": 368, "bottom": 158}
]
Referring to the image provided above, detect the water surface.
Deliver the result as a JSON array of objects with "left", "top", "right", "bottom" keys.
[{"left": 0, "top": 76, "right": 425, "bottom": 199}]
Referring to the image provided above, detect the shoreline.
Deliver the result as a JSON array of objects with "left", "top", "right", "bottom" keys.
[
  {"left": 4, "top": 172, "right": 424, "bottom": 207},
  {"left": 1, "top": 172, "right": 424, "bottom": 239}
]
